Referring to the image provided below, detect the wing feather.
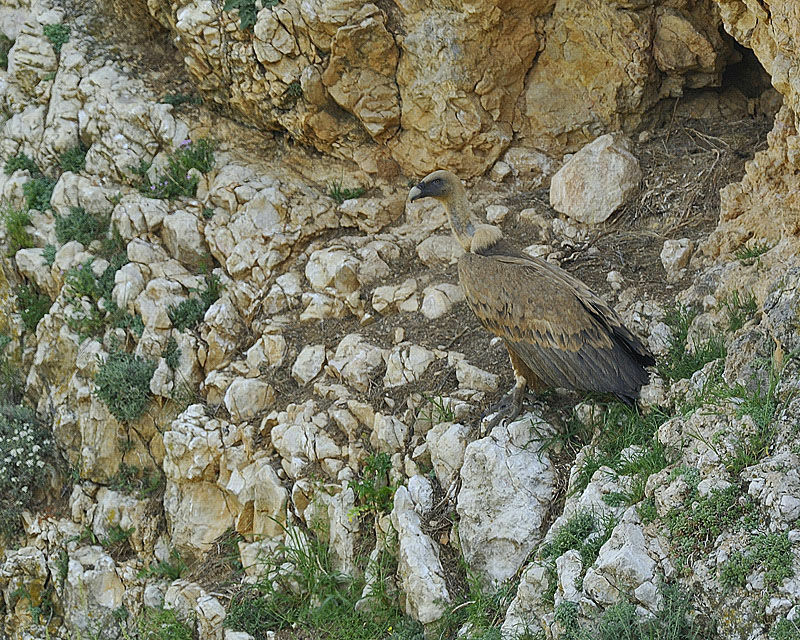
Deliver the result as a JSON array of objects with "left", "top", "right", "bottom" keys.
[{"left": 458, "top": 249, "right": 653, "bottom": 399}]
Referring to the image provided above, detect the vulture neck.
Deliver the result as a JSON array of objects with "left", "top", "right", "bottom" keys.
[{"left": 443, "top": 184, "right": 503, "bottom": 254}]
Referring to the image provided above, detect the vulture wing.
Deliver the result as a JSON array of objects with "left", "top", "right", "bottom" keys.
[{"left": 458, "top": 246, "right": 654, "bottom": 401}]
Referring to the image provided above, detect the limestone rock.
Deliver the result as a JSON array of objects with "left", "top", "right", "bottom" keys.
[
  {"left": 457, "top": 416, "right": 557, "bottom": 584},
  {"left": 660, "top": 238, "right": 693, "bottom": 282},
  {"left": 654, "top": 7, "right": 726, "bottom": 80},
  {"left": 456, "top": 359, "right": 499, "bottom": 393},
  {"left": 221, "top": 454, "right": 288, "bottom": 539},
  {"left": 416, "top": 235, "right": 464, "bottom": 268},
  {"left": 391, "top": 478, "right": 450, "bottom": 624},
  {"left": 161, "top": 210, "right": 208, "bottom": 270},
  {"left": 292, "top": 344, "right": 326, "bottom": 385},
  {"left": 306, "top": 247, "right": 361, "bottom": 297},
  {"left": 389, "top": 3, "right": 547, "bottom": 176},
  {"left": 163, "top": 405, "right": 233, "bottom": 555},
  {"left": 372, "top": 278, "right": 417, "bottom": 314},
  {"left": 327, "top": 334, "right": 386, "bottom": 393},
  {"left": 63, "top": 546, "right": 125, "bottom": 635},
  {"left": 271, "top": 400, "right": 342, "bottom": 479},
  {"left": 420, "top": 283, "right": 464, "bottom": 320},
  {"left": 583, "top": 507, "right": 663, "bottom": 613},
  {"left": 165, "top": 580, "right": 226, "bottom": 640},
  {"left": 502, "top": 563, "right": 552, "bottom": 638},
  {"left": 426, "top": 421, "right": 470, "bottom": 490},
  {"left": 199, "top": 295, "right": 245, "bottom": 372},
  {"left": 371, "top": 413, "right": 409, "bottom": 453},
  {"left": 321, "top": 8, "right": 400, "bottom": 143},
  {"left": 549, "top": 133, "right": 642, "bottom": 224},
  {"left": 224, "top": 378, "right": 276, "bottom": 422},
  {"left": 383, "top": 343, "right": 435, "bottom": 388}
]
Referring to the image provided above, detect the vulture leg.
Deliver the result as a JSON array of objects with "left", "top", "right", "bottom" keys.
[
  {"left": 482, "top": 373, "right": 527, "bottom": 432},
  {"left": 481, "top": 346, "right": 545, "bottom": 432}
]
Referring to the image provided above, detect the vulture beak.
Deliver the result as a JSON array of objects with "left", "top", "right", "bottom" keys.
[{"left": 409, "top": 183, "right": 424, "bottom": 202}]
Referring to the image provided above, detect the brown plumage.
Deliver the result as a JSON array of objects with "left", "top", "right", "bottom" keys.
[{"left": 409, "top": 170, "right": 654, "bottom": 424}]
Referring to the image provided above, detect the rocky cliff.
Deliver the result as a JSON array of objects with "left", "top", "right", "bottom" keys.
[{"left": 0, "top": 0, "right": 798, "bottom": 639}]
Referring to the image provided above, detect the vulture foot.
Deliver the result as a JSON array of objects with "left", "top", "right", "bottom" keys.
[{"left": 481, "top": 384, "right": 529, "bottom": 433}]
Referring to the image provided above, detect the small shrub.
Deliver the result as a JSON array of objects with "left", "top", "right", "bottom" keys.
[
  {"left": 58, "top": 142, "right": 88, "bottom": 173},
  {"left": 16, "top": 283, "right": 51, "bottom": 333},
  {"left": 55, "top": 206, "right": 107, "bottom": 245},
  {"left": 23, "top": 176, "right": 56, "bottom": 211},
  {"left": 161, "top": 93, "right": 202, "bottom": 108},
  {"left": 2, "top": 204, "right": 33, "bottom": 254},
  {"left": 720, "top": 531, "right": 793, "bottom": 591},
  {"left": 42, "top": 244, "right": 56, "bottom": 265},
  {"left": 771, "top": 619, "right": 800, "bottom": 640},
  {"left": 664, "top": 485, "right": 757, "bottom": 565},
  {"left": 94, "top": 350, "right": 156, "bottom": 423},
  {"left": 163, "top": 336, "right": 181, "bottom": 370},
  {"left": 0, "top": 34, "right": 12, "bottom": 70},
  {"left": 0, "top": 407, "right": 54, "bottom": 537},
  {"left": 168, "top": 273, "right": 222, "bottom": 331},
  {"left": 348, "top": 452, "right": 396, "bottom": 518},
  {"left": 134, "top": 138, "right": 215, "bottom": 200},
  {"left": 328, "top": 179, "right": 365, "bottom": 204},
  {"left": 223, "top": 0, "right": 280, "bottom": 30},
  {"left": 4, "top": 153, "right": 40, "bottom": 176},
  {"left": 42, "top": 23, "right": 70, "bottom": 54}
]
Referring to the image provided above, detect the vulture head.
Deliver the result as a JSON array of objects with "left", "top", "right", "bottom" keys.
[{"left": 409, "top": 169, "right": 461, "bottom": 203}]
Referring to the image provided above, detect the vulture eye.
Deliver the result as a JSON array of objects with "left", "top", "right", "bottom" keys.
[{"left": 433, "top": 178, "right": 442, "bottom": 185}]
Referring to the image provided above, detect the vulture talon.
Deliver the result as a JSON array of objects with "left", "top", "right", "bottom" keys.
[{"left": 409, "top": 170, "right": 655, "bottom": 417}]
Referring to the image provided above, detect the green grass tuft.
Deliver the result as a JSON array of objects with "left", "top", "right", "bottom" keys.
[
  {"left": 138, "top": 548, "right": 187, "bottom": 582},
  {"left": 771, "top": 618, "right": 800, "bottom": 640},
  {"left": 721, "top": 290, "right": 758, "bottom": 332},
  {"left": 571, "top": 403, "right": 672, "bottom": 500},
  {"left": 328, "top": 179, "right": 366, "bottom": 205},
  {"left": 539, "top": 510, "right": 617, "bottom": 602},
  {"left": 225, "top": 522, "right": 419, "bottom": 640},
  {"left": 137, "top": 606, "right": 193, "bottom": 640},
  {"left": 735, "top": 242, "right": 772, "bottom": 266},
  {"left": 133, "top": 138, "right": 215, "bottom": 200},
  {"left": 657, "top": 305, "right": 726, "bottom": 382}
]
